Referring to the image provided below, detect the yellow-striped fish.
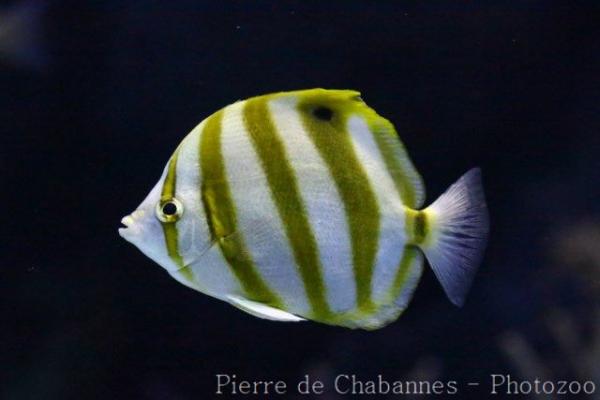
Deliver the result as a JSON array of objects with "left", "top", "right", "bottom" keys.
[{"left": 119, "top": 89, "right": 489, "bottom": 330}]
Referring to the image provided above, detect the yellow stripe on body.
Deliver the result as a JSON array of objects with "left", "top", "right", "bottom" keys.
[
  {"left": 268, "top": 96, "right": 355, "bottom": 315},
  {"left": 199, "top": 109, "right": 283, "bottom": 307},
  {"left": 243, "top": 97, "right": 331, "bottom": 320},
  {"left": 296, "top": 90, "right": 381, "bottom": 313},
  {"left": 159, "top": 148, "right": 195, "bottom": 283}
]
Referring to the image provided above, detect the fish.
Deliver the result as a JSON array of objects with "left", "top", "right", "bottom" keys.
[{"left": 119, "top": 89, "right": 489, "bottom": 330}]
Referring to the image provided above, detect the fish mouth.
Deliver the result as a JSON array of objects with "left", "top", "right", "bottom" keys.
[
  {"left": 118, "top": 210, "right": 144, "bottom": 239},
  {"left": 118, "top": 216, "right": 134, "bottom": 239},
  {"left": 120, "top": 215, "right": 134, "bottom": 228}
]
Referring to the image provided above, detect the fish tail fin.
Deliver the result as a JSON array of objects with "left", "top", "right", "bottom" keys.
[{"left": 416, "top": 168, "right": 489, "bottom": 306}]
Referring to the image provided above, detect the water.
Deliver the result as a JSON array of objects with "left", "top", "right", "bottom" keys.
[{"left": 2, "top": 2, "right": 599, "bottom": 399}]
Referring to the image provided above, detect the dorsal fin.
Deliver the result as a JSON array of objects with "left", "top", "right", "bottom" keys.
[
  {"left": 274, "top": 89, "right": 426, "bottom": 208},
  {"left": 248, "top": 88, "right": 425, "bottom": 208},
  {"left": 358, "top": 106, "right": 426, "bottom": 209}
]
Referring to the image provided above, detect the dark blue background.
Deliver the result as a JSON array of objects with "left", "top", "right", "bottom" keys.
[{"left": 2, "top": 1, "right": 599, "bottom": 399}]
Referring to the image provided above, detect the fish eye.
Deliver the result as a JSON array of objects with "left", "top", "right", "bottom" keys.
[
  {"left": 312, "top": 106, "right": 333, "bottom": 121},
  {"left": 162, "top": 202, "right": 178, "bottom": 216},
  {"left": 156, "top": 197, "right": 183, "bottom": 223}
]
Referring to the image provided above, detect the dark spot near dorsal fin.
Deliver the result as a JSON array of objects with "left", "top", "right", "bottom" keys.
[{"left": 312, "top": 106, "right": 333, "bottom": 121}]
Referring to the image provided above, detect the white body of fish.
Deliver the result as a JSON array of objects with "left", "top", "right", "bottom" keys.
[{"left": 119, "top": 89, "right": 489, "bottom": 330}]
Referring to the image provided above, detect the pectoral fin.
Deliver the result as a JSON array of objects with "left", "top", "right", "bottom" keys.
[{"left": 227, "top": 295, "right": 305, "bottom": 322}]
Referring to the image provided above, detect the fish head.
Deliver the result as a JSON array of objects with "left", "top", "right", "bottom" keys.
[
  {"left": 119, "top": 159, "right": 212, "bottom": 273},
  {"left": 118, "top": 174, "right": 178, "bottom": 271}
]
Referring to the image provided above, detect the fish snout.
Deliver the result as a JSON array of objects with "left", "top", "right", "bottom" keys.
[{"left": 118, "top": 209, "right": 145, "bottom": 239}]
